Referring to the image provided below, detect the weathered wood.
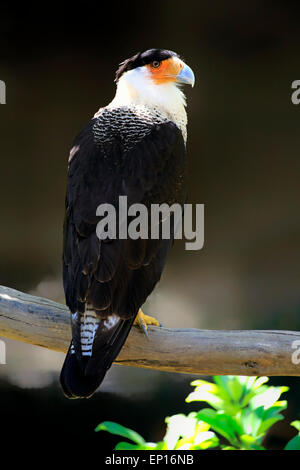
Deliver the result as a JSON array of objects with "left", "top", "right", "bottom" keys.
[{"left": 0, "top": 284, "right": 300, "bottom": 376}]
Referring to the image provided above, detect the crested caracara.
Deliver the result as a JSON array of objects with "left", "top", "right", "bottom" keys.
[{"left": 60, "top": 49, "right": 194, "bottom": 398}]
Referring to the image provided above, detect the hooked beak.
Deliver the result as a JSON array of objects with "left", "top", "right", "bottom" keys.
[{"left": 176, "top": 62, "right": 195, "bottom": 87}]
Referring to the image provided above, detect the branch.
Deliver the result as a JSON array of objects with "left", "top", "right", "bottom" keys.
[{"left": 0, "top": 284, "right": 300, "bottom": 376}]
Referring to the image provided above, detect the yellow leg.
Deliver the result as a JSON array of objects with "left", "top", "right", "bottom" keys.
[{"left": 133, "top": 309, "right": 160, "bottom": 337}]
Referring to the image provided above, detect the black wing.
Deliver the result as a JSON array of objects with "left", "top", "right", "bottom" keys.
[
  {"left": 60, "top": 113, "right": 187, "bottom": 398},
  {"left": 63, "top": 116, "right": 187, "bottom": 319}
]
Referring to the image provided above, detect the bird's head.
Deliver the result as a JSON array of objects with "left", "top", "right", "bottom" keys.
[
  {"left": 115, "top": 49, "right": 195, "bottom": 88},
  {"left": 110, "top": 49, "right": 194, "bottom": 115}
]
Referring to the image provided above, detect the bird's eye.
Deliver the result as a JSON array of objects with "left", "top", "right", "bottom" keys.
[{"left": 151, "top": 61, "right": 161, "bottom": 68}]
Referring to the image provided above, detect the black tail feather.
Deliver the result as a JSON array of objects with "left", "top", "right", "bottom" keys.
[{"left": 60, "top": 316, "right": 135, "bottom": 399}]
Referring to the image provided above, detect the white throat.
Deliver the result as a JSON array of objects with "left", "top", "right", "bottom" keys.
[{"left": 107, "top": 68, "right": 188, "bottom": 136}]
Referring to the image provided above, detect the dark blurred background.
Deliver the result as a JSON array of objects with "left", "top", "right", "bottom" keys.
[{"left": 1, "top": 0, "right": 300, "bottom": 452}]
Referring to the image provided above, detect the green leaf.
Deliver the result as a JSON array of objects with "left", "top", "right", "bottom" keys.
[
  {"left": 227, "top": 377, "right": 245, "bottom": 403},
  {"left": 95, "top": 421, "right": 145, "bottom": 445},
  {"left": 240, "top": 434, "right": 257, "bottom": 444},
  {"left": 240, "top": 404, "right": 285, "bottom": 440},
  {"left": 115, "top": 441, "right": 161, "bottom": 450},
  {"left": 186, "top": 389, "right": 224, "bottom": 410},
  {"left": 252, "top": 376, "right": 269, "bottom": 390},
  {"left": 257, "top": 416, "right": 284, "bottom": 436},
  {"left": 153, "top": 441, "right": 168, "bottom": 450},
  {"left": 249, "top": 386, "right": 289, "bottom": 410},
  {"left": 190, "top": 379, "right": 218, "bottom": 391},
  {"left": 196, "top": 409, "right": 242, "bottom": 445},
  {"left": 213, "top": 376, "right": 235, "bottom": 403},
  {"left": 284, "top": 421, "right": 300, "bottom": 450},
  {"left": 188, "top": 377, "right": 247, "bottom": 414},
  {"left": 191, "top": 435, "right": 220, "bottom": 450},
  {"left": 240, "top": 407, "right": 264, "bottom": 437},
  {"left": 262, "top": 401, "right": 288, "bottom": 419},
  {"left": 284, "top": 435, "right": 300, "bottom": 450},
  {"left": 114, "top": 442, "right": 142, "bottom": 450},
  {"left": 291, "top": 421, "right": 300, "bottom": 432},
  {"left": 239, "top": 377, "right": 269, "bottom": 408},
  {"left": 249, "top": 444, "right": 266, "bottom": 450},
  {"left": 164, "top": 414, "right": 197, "bottom": 449},
  {"left": 238, "top": 434, "right": 265, "bottom": 450},
  {"left": 194, "top": 430, "right": 215, "bottom": 444}
]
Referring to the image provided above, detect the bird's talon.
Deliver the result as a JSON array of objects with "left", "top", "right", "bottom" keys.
[
  {"left": 140, "top": 322, "right": 149, "bottom": 339},
  {"left": 134, "top": 309, "right": 160, "bottom": 337}
]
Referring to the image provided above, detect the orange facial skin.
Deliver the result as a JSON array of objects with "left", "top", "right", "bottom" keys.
[{"left": 146, "top": 57, "right": 184, "bottom": 85}]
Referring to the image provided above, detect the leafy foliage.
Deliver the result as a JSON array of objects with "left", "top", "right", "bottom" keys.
[
  {"left": 95, "top": 376, "right": 300, "bottom": 450},
  {"left": 284, "top": 421, "right": 300, "bottom": 450}
]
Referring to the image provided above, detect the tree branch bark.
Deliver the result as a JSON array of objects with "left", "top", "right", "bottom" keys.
[{"left": 0, "top": 284, "right": 300, "bottom": 376}]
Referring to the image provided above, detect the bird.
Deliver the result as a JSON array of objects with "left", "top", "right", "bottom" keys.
[{"left": 60, "top": 48, "right": 195, "bottom": 399}]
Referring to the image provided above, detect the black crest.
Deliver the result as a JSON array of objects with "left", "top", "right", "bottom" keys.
[{"left": 115, "top": 48, "right": 178, "bottom": 82}]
